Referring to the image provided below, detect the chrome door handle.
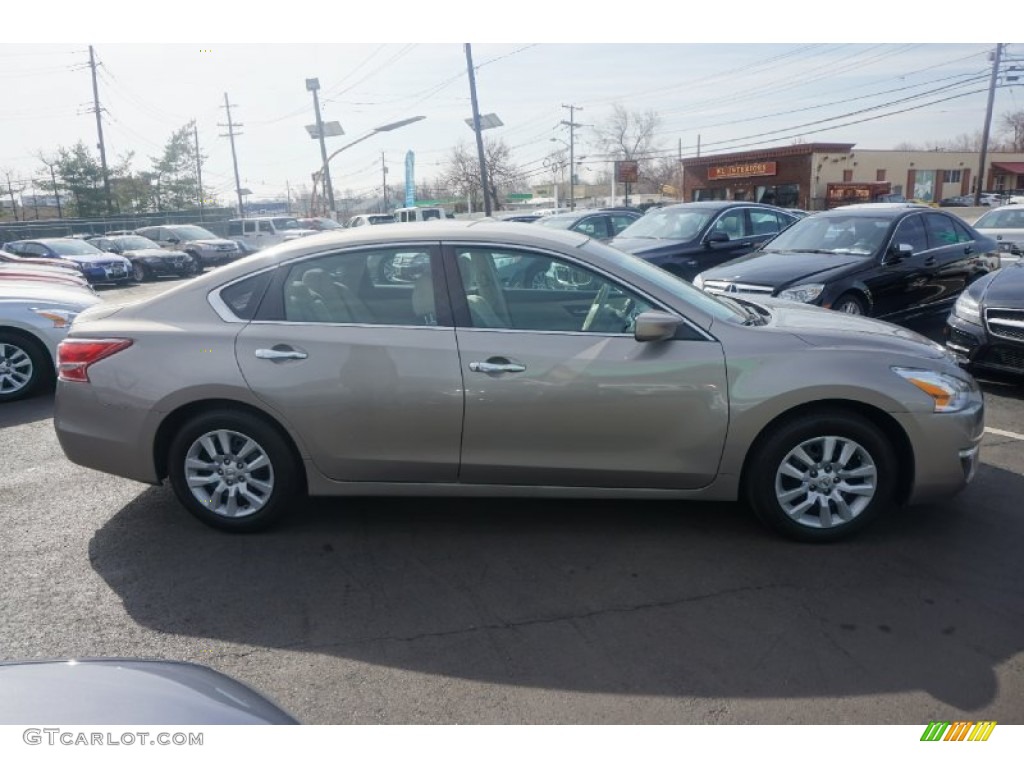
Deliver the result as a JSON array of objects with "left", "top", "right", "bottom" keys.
[
  {"left": 469, "top": 361, "right": 526, "bottom": 374},
  {"left": 255, "top": 348, "right": 307, "bottom": 360}
]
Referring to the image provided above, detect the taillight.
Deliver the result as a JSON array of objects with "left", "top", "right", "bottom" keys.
[{"left": 57, "top": 338, "right": 133, "bottom": 382}]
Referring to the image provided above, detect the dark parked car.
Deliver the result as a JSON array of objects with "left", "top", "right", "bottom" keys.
[
  {"left": 134, "top": 225, "right": 240, "bottom": 270},
  {"left": 3, "top": 238, "right": 131, "bottom": 285},
  {"left": 946, "top": 260, "right": 1024, "bottom": 379},
  {"left": 693, "top": 204, "right": 999, "bottom": 320},
  {"left": 87, "top": 235, "right": 193, "bottom": 282},
  {"left": 537, "top": 208, "right": 642, "bottom": 242},
  {"left": 608, "top": 201, "right": 800, "bottom": 282}
]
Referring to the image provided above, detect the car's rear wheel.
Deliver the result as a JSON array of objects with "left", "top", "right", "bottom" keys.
[
  {"left": 832, "top": 293, "right": 867, "bottom": 316},
  {"left": 132, "top": 261, "right": 149, "bottom": 283},
  {"left": 167, "top": 410, "right": 300, "bottom": 532},
  {"left": 0, "top": 332, "right": 53, "bottom": 403},
  {"left": 744, "top": 409, "right": 896, "bottom": 542}
]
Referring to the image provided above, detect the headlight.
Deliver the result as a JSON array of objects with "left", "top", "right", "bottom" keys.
[
  {"left": 779, "top": 283, "right": 825, "bottom": 303},
  {"left": 953, "top": 292, "right": 981, "bottom": 325},
  {"left": 693, "top": 274, "right": 705, "bottom": 290},
  {"left": 30, "top": 307, "right": 78, "bottom": 328},
  {"left": 892, "top": 367, "right": 975, "bottom": 413}
]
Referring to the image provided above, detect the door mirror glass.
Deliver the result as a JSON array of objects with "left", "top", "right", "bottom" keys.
[
  {"left": 634, "top": 311, "right": 682, "bottom": 342},
  {"left": 888, "top": 242, "right": 914, "bottom": 261}
]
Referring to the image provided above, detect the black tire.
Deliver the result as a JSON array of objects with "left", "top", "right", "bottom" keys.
[
  {"left": 131, "top": 261, "right": 150, "bottom": 283},
  {"left": 0, "top": 331, "right": 53, "bottom": 403},
  {"left": 743, "top": 409, "right": 897, "bottom": 542},
  {"left": 832, "top": 292, "right": 867, "bottom": 316},
  {"left": 167, "top": 409, "right": 301, "bottom": 532}
]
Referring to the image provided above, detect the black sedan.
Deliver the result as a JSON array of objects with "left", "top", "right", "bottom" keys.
[
  {"left": 608, "top": 201, "right": 800, "bottom": 282},
  {"left": 88, "top": 235, "right": 195, "bottom": 282},
  {"left": 693, "top": 204, "right": 999, "bottom": 321},
  {"left": 946, "top": 260, "right": 1024, "bottom": 379}
]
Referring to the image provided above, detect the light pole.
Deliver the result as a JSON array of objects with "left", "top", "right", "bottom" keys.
[
  {"left": 306, "top": 78, "right": 339, "bottom": 219},
  {"left": 309, "top": 116, "right": 425, "bottom": 217}
]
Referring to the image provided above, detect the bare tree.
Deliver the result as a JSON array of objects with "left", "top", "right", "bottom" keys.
[
  {"left": 439, "top": 137, "right": 525, "bottom": 211},
  {"left": 591, "top": 104, "right": 663, "bottom": 181},
  {"left": 1, "top": 169, "right": 26, "bottom": 222},
  {"left": 1000, "top": 110, "right": 1024, "bottom": 152}
]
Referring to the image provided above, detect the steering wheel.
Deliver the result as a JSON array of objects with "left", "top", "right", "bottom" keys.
[{"left": 581, "top": 283, "right": 611, "bottom": 331}]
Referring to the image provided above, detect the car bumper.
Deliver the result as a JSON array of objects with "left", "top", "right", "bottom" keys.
[
  {"left": 142, "top": 259, "right": 191, "bottom": 277},
  {"left": 196, "top": 251, "right": 237, "bottom": 265},
  {"left": 54, "top": 381, "right": 163, "bottom": 484},
  {"left": 891, "top": 388, "right": 984, "bottom": 505},
  {"left": 82, "top": 268, "right": 130, "bottom": 284},
  {"left": 945, "top": 314, "right": 1024, "bottom": 377}
]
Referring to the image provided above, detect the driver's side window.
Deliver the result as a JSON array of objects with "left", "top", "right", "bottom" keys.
[
  {"left": 892, "top": 215, "right": 928, "bottom": 254},
  {"left": 454, "top": 249, "right": 653, "bottom": 334}
]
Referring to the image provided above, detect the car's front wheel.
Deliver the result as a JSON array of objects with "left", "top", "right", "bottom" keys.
[
  {"left": 744, "top": 409, "right": 896, "bottom": 542},
  {"left": 832, "top": 292, "right": 867, "bottom": 316},
  {"left": 184, "top": 253, "right": 204, "bottom": 276},
  {"left": 167, "top": 410, "right": 301, "bottom": 532},
  {"left": 132, "top": 261, "right": 149, "bottom": 283},
  {"left": 0, "top": 332, "right": 53, "bottom": 403}
]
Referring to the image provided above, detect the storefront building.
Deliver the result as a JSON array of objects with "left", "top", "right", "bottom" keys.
[{"left": 682, "top": 143, "right": 1024, "bottom": 210}]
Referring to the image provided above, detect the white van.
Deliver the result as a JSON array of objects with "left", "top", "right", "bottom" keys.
[
  {"left": 227, "top": 217, "right": 318, "bottom": 251},
  {"left": 392, "top": 207, "right": 452, "bottom": 223}
]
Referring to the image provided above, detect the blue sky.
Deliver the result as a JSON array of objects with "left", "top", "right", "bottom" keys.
[{"left": 2, "top": 7, "right": 1018, "bottom": 205}]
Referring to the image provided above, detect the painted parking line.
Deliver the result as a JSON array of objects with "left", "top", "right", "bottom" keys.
[{"left": 985, "top": 427, "right": 1024, "bottom": 441}]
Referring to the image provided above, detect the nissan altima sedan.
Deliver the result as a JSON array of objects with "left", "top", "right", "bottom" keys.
[{"left": 53, "top": 222, "right": 984, "bottom": 542}]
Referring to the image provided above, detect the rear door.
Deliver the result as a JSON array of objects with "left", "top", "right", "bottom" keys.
[{"left": 234, "top": 242, "right": 464, "bottom": 482}]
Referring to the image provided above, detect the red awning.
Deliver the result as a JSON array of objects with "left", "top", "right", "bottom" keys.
[{"left": 992, "top": 162, "right": 1024, "bottom": 174}]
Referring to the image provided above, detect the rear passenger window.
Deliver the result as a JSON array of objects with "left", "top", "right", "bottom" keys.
[
  {"left": 924, "top": 214, "right": 961, "bottom": 247},
  {"left": 219, "top": 271, "right": 274, "bottom": 320}
]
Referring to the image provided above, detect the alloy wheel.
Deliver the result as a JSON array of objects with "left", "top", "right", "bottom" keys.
[
  {"left": 184, "top": 429, "right": 275, "bottom": 518},
  {"left": 0, "top": 342, "right": 32, "bottom": 396}
]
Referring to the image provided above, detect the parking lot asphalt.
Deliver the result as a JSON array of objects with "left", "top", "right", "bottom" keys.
[{"left": 1, "top": 276, "right": 1022, "bottom": 725}]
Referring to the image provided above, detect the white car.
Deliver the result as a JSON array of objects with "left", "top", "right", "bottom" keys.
[
  {"left": 972, "top": 203, "right": 1024, "bottom": 264},
  {"left": 0, "top": 280, "right": 102, "bottom": 402},
  {"left": 227, "top": 217, "right": 318, "bottom": 251}
]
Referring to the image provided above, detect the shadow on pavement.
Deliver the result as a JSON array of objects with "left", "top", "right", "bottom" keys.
[
  {"left": 0, "top": 391, "right": 54, "bottom": 429},
  {"left": 89, "top": 463, "right": 1023, "bottom": 714}
]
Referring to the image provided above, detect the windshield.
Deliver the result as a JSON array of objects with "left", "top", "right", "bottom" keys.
[
  {"left": 615, "top": 208, "right": 712, "bottom": 240},
  {"left": 112, "top": 236, "right": 160, "bottom": 250},
  {"left": 169, "top": 225, "right": 217, "bottom": 240},
  {"left": 975, "top": 208, "right": 1024, "bottom": 229},
  {"left": 272, "top": 218, "right": 301, "bottom": 230},
  {"left": 46, "top": 239, "right": 104, "bottom": 256},
  {"left": 761, "top": 213, "right": 891, "bottom": 256},
  {"left": 581, "top": 240, "right": 746, "bottom": 324},
  {"left": 537, "top": 214, "right": 581, "bottom": 230}
]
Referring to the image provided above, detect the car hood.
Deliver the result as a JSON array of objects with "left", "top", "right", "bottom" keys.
[
  {"left": 187, "top": 238, "right": 237, "bottom": 248},
  {"left": 58, "top": 252, "right": 128, "bottom": 265},
  {"left": 608, "top": 237, "right": 701, "bottom": 257},
  {"left": 700, "top": 249, "right": 869, "bottom": 287},
  {"left": 123, "top": 248, "right": 184, "bottom": 258},
  {"left": 980, "top": 263, "right": 1024, "bottom": 306},
  {"left": 0, "top": 281, "right": 101, "bottom": 307},
  {"left": 749, "top": 297, "right": 948, "bottom": 359},
  {"left": 0, "top": 659, "right": 297, "bottom": 725},
  {"left": 976, "top": 227, "right": 1024, "bottom": 242}
]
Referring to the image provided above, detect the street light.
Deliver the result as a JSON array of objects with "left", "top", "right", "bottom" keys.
[{"left": 310, "top": 116, "right": 426, "bottom": 217}]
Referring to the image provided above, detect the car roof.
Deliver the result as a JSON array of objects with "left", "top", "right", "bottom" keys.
[{"left": 658, "top": 201, "right": 785, "bottom": 211}]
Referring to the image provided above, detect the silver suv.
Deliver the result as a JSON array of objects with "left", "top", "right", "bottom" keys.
[{"left": 134, "top": 225, "right": 241, "bottom": 270}]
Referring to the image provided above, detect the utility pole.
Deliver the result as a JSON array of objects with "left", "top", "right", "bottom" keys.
[
  {"left": 464, "top": 44, "right": 491, "bottom": 216},
  {"left": 193, "top": 121, "right": 205, "bottom": 221},
  {"left": 219, "top": 93, "right": 245, "bottom": 217},
  {"left": 561, "top": 104, "right": 583, "bottom": 211},
  {"left": 286, "top": 180, "right": 292, "bottom": 214},
  {"left": 975, "top": 43, "right": 1004, "bottom": 205},
  {"left": 381, "top": 152, "right": 389, "bottom": 213},
  {"left": 306, "top": 78, "right": 336, "bottom": 219},
  {"left": 88, "top": 46, "right": 113, "bottom": 214}
]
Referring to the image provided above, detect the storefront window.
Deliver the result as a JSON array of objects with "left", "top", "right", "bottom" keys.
[{"left": 755, "top": 184, "right": 799, "bottom": 208}]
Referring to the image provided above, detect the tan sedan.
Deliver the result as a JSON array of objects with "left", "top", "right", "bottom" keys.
[{"left": 53, "top": 222, "right": 984, "bottom": 541}]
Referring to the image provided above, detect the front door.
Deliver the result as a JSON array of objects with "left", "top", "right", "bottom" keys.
[
  {"left": 445, "top": 244, "right": 729, "bottom": 489},
  {"left": 234, "top": 243, "right": 464, "bottom": 483}
]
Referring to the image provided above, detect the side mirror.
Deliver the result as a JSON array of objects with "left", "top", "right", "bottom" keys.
[
  {"left": 704, "top": 231, "right": 730, "bottom": 246},
  {"left": 167, "top": 237, "right": 180, "bottom": 245},
  {"left": 634, "top": 311, "right": 683, "bottom": 343},
  {"left": 887, "top": 242, "right": 914, "bottom": 262}
]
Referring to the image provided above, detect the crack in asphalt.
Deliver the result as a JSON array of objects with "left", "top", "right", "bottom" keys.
[{"left": 249, "top": 581, "right": 795, "bottom": 654}]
